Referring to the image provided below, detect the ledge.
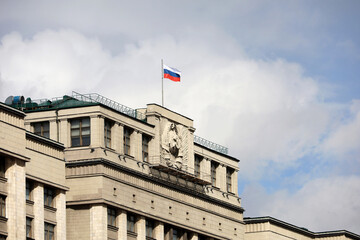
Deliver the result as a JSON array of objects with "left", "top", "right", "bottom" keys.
[{"left": 44, "top": 205, "right": 57, "bottom": 212}]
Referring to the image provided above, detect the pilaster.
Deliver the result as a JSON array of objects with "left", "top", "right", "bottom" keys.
[
  {"left": 137, "top": 216, "right": 146, "bottom": 240},
  {"left": 218, "top": 164, "right": 227, "bottom": 192},
  {"left": 90, "top": 204, "right": 107, "bottom": 240},
  {"left": 5, "top": 159, "right": 26, "bottom": 240},
  {"left": 59, "top": 119, "right": 68, "bottom": 147},
  {"left": 55, "top": 191, "right": 66, "bottom": 240},
  {"left": 117, "top": 210, "right": 127, "bottom": 240},
  {"left": 33, "top": 182, "right": 44, "bottom": 240},
  {"left": 203, "top": 158, "right": 211, "bottom": 183},
  {"left": 154, "top": 221, "right": 164, "bottom": 240},
  {"left": 113, "top": 123, "right": 121, "bottom": 152},
  {"left": 49, "top": 120, "right": 57, "bottom": 141},
  {"left": 90, "top": 116, "right": 101, "bottom": 148}
]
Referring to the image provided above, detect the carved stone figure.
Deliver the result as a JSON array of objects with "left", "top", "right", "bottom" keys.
[{"left": 161, "top": 122, "right": 183, "bottom": 169}]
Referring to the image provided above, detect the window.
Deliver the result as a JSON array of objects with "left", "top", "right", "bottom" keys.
[
  {"left": 146, "top": 219, "right": 154, "bottom": 238},
  {"left": 194, "top": 155, "right": 202, "bottom": 177},
  {"left": 127, "top": 213, "right": 136, "bottom": 233},
  {"left": 0, "top": 159, "right": 5, "bottom": 178},
  {"left": 26, "top": 217, "right": 33, "bottom": 238},
  {"left": 124, "top": 127, "right": 132, "bottom": 155},
  {"left": 104, "top": 119, "right": 112, "bottom": 148},
  {"left": 211, "top": 162, "right": 218, "bottom": 186},
  {"left": 26, "top": 181, "right": 33, "bottom": 200},
  {"left": 44, "top": 187, "right": 55, "bottom": 207},
  {"left": 108, "top": 207, "right": 117, "bottom": 227},
  {"left": 142, "top": 135, "right": 150, "bottom": 162},
  {"left": 70, "top": 118, "right": 90, "bottom": 147},
  {"left": 0, "top": 235, "right": 6, "bottom": 240},
  {"left": 32, "top": 121, "right": 50, "bottom": 138},
  {"left": 172, "top": 228, "right": 181, "bottom": 240},
  {"left": 44, "top": 222, "right": 55, "bottom": 240},
  {"left": 226, "top": 167, "right": 234, "bottom": 192},
  {"left": 0, "top": 195, "right": 5, "bottom": 217}
]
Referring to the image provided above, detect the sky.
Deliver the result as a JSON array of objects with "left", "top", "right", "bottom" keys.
[{"left": 0, "top": 0, "right": 359, "bottom": 234}]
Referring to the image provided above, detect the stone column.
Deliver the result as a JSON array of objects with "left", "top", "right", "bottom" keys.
[
  {"left": 33, "top": 182, "right": 44, "bottom": 240},
  {"left": 154, "top": 221, "right": 164, "bottom": 240},
  {"left": 90, "top": 204, "right": 107, "bottom": 240},
  {"left": 55, "top": 190, "right": 66, "bottom": 240},
  {"left": 136, "top": 216, "right": 146, "bottom": 240},
  {"left": 5, "top": 158, "right": 26, "bottom": 240},
  {"left": 117, "top": 210, "right": 127, "bottom": 240}
]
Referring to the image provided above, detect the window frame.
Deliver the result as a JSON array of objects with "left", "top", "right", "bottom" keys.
[
  {"left": 0, "top": 159, "right": 5, "bottom": 178},
  {"left": 44, "top": 186, "right": 56, "bottom": 207},
  {"left": 211, "top": 162, "right": 218, "bottom": 186},
  {"left": 124, "top": 127, "right": 132, "bottom": 156},
  {"left": 26, "top": 181, "right": 33, "bottom": 201},
  {"left": 44, "top": 222, "right": 55, "bottom": 240},
  {"left": 104, "top": 119, "right": 113, "bottom": 149},
  {"left": 127, "top": 213, "right": 136, "bottom": 233},
  {"left": 0, "top": 195, "right": 5, "bottom": 217},
  {"left": 226, "top": 167, "right": 234, "bottom": 192},
  {"left": 107, "top": 207, "right": 117, "bottom": 227},
  {"left": 142, "top": 135, "right": 150, "bottom": 162},
  {"left": 32, "top": 121, "right": 50, "bottom": 138},
  {"left": 146, "top": 219, "right": 154, "bottom": 238},
  {"left": 194, "top": 155, "right": 201, "bottom": 178},
  {"left": 26, "top": 217, "right": 33, "bottom": 238},
  {"left": 70, "top": 118, "right": 91, "bottom": 147}
]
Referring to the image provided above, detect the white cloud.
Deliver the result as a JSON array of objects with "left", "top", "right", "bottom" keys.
[{"left": 243, "top": 175, "right": 360, "bottom": 234}]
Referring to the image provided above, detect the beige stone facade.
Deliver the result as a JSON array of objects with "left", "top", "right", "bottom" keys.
[{"left": 0, "top": 93, "right": 359, "bottom": 240}]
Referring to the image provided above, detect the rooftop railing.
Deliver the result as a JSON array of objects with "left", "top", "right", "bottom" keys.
[
  {"left": 194, "top": 135, "right": 228, "bottom": 155},
  {"left": 71, "top": 91, "right": 147, "bottom": 122}
]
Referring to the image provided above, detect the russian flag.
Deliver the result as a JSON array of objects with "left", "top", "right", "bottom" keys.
[{"left": 163, "top": 64, "right": 181, "bottom": 82}]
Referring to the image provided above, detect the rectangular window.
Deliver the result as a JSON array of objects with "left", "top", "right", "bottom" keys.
[
  {"left": 44, "top": 222, "right": 55, "bottom": 240},
  {"left": 127, "top": 213, "right": 136, "bottom": 233},
  {"left": 33, "top": 121, "right": 50, "bottom": 138},
  {"left": 194, "top": 155, "right": 202, "bottom": 178},
  {"left": 71, "top": 118, "right": 90, "bottom": 147},
  {"left": 107, "top": 207, "right": 116, "bottom": 227},
  {"left": 104, "top": 119, "right": 112, "bottom": 148},
  {"left": 44, "top": 187, "right": 55, "bottom": 207},
  {"left": 26, "top": 181, "right": 33, "bottom": 200},
  {"left": 26, "top": 217, "right": 33, "bottom": 238},
  {"left": 0, "top": 159, "right": 5, "bottom": 178},
  {"left": 226, "top": 167, "right": 234, "bottom": 192},
  {"left": 142, "top": 135, "right": 150, "bottom": 162},
  {"left": 211, "top": 162, "right": 218, "bottom": 186},
  {"left": 124, "top": 127, "right": 132, "bottom": 155},
  {"left": 0, "top": 195, "right": 5, "bottom": 217},
  {"left": 146, "top": 219, "right": 154, "bottom": 238}
]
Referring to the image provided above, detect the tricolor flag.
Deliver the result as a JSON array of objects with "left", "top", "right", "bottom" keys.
[{"left": 163, "top": 64, "right": 181, "bottom": 82}]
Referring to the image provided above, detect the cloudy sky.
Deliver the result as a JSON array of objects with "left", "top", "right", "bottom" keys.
[{"left": 1, "top": 0, "right": 359, "bottom": 234}]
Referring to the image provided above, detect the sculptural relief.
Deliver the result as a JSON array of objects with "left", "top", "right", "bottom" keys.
[{"left": 161, "top": 121, "right": 184, "bottom": 169}]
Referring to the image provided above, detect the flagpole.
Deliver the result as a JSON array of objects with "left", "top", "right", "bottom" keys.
[{"left": 161, "top": 59, "right": 164, "bottom": 106}]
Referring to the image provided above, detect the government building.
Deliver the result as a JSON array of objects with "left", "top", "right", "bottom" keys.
[{"left": 0, "top": 92, "right": 358, "bottom": 240}]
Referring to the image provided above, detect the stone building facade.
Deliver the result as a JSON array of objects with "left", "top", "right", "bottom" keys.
[{"left": 0, "top": 93, "right": 359, "bottom": 240}]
